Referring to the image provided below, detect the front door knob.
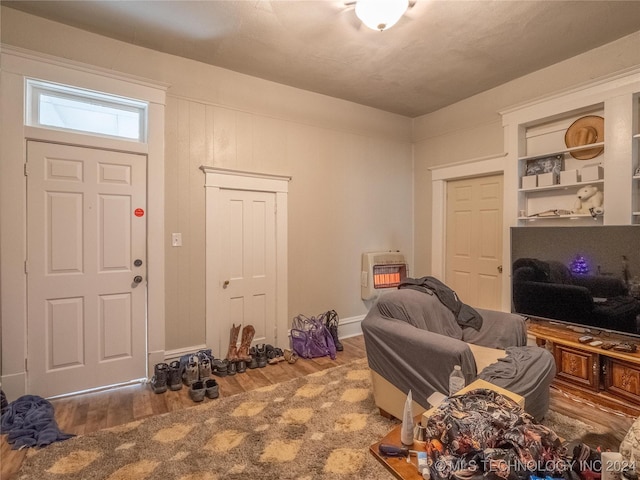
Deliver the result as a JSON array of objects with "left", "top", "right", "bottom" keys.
[{"left": 133, "top": 275, "right": 143, "bottom": 284}]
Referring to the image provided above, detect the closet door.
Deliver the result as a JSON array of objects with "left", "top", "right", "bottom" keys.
[
  {"left": 445, "top": 174, "right": 503, "bottom": 310},
  {"left": 216, "top": 189, "right": 277, "bottom": 355}
]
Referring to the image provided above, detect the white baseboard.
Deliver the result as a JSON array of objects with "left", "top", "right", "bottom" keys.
[
  {"left": 337, "top": 314, "right": 365, "bottom": 339},
  {"left": 163, "top": 344, "right": 208, "bottom": 363}
]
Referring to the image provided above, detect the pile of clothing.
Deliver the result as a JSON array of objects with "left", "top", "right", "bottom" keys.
[
  {"left": 423, "top": 389, "right": 567, "bottom": 480},
  {"left": 1, "top": 394, "right": 74, "bottom": 449}
]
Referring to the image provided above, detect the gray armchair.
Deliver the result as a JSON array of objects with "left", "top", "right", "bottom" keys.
[{"left": 362, "top": 288, "right": 556, "bottom": 421}]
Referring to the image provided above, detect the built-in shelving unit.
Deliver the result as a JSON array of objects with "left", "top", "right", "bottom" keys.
[
  {"left": 502, "top": 71, "right": 640, "bottom": 227},
  {"left": 515, "top": 111, "right": 606, "bottom": 224}
]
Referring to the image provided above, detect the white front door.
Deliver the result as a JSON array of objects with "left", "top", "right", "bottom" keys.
[
  {"left": 445, "top": 174, "right": 503, "bottom": 310},
  {"left": 26, "top": 141, "right": 147, "bottom": 397},
  {"left": 216, "top": 189, "right": 277, "bottom": 356}
]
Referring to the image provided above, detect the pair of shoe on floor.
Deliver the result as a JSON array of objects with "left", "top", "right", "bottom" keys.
[
  {"left": 247, "top": 344, "right": 297, "bottom": 366},
  {"left": 151, "top": 358, "right": 220, "bottom": 402},
  {"left": 181, "top": 350, "right": 221, "bottom": 386},
  {"left": 225, "top": 324, "right": 257, "bottom": 374},
  {"left": 151, "top": 361, "right": 183, "bottom": 393},
  {"left": 189, "top": 378, "right": 219, "bottom": 402},
  {"left": 152, "top": 349, "right": 220, "bottom": 394},
  {"left": 265, "top": 345, "right": 298, "bottom": 365}
]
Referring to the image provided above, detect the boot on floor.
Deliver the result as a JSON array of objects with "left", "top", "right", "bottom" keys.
[
  {"left": 325, "top": 310, "right": 343, "bottom": 352},
  {"left": 226, "top": 323, "right": 241, "bottom": 362},
  {"left": 237, "top": 324, "right": 255, "bottom": 362}
]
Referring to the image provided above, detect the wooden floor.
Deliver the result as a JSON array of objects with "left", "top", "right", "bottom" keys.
[
  {"left": 0, "top": 336, "right": 367, "bottom": 479},
  {"left": 1, "top": 335, "right": 634, "bottom": 479}
]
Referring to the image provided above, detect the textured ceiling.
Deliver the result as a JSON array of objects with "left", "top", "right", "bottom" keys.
[{"left": 4, "top": 1, "right": 640, "bottom": 118}]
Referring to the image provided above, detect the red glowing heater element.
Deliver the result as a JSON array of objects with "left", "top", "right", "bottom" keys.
[
  {"left": 361, "top": 251, "right": 408, "bottom": 300},
  {"left": 373, "top": 266, "right": 403, "bottom": 288}
]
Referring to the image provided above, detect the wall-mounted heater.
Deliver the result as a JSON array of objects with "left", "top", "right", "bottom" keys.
[{"left": 361, "top": 251, "right": 408, "bottom": 300}]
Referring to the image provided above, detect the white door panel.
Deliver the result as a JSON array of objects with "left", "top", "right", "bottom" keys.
[
  {"left": 27, "top": 141, "right": 147, "bottom": 397},
  {"left": 446, "top": 174, "right": 503, "bottom": 310},
  {"left": 218, "top": 189, "right": 276, "bottom": 355}
]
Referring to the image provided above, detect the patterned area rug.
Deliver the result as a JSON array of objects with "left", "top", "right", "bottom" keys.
[
  {"left": 17, "top": 359, "right": 604, "bottom": 480},
  {"left": 18, "top": 358, "right": 399, "bottom": 480}
]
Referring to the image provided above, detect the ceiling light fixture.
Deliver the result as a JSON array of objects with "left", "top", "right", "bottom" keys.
[{"left": 355, "top": 0, "right": 409, "bottom": 31}]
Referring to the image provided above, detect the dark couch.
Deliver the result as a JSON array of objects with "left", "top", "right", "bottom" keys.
[{"left": 512, "top": 258, "right": 640, "bottom": 333}]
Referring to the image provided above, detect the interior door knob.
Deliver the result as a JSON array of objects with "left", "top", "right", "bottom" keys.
[
  {"left": 497, "top": 265, "right": 503, "bottom": 273},
  {"left": 223, "top": 280, "right": 230, "bottom": 288},
  {"left": 133, "top": 275, "right": 143, "bottom": 284}
]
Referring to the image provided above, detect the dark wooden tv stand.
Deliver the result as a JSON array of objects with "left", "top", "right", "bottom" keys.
[{"left": 527, "top": 318, "right": 640, "bottom": 416}]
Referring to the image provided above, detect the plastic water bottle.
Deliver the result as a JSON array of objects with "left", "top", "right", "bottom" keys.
[{"left": 448, "top": 365, "right": 465, "bottom": 396}]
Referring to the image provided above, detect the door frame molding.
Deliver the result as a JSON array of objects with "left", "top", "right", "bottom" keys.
[
  {"left": 0, "top": 46, "right": 166, "bottom": 398},
  {"left": 201, "top": 167, "right": 290, "bottom": 356},
  {"left": 429, "top": 153, "right": 509, "bottom": 310}
]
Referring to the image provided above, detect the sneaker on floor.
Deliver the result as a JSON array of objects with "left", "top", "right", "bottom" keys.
[
  {"left": 255, "top": 344, "right": 268, "bottom": 368},
  {"left": 197, "top": 349, "right": 214, "bottom": 363},
  {"left": 151, "top": 362, "right": 169, "bottom": 394},
  {"left": 199, "top": 357, "right": 212, "bottom": 380},
  {"left": 212, "top": 358, "right": 228, "bottom": 377},
  {"left": 189, "top": 380, "right": 206, "bottom": 402},
  {"left": 182, "top": 356, "right": 199, "bottom": 386},
  {"left": 284, "top": 348, "right": 298, "bottom": 364},
  {"left": 325, "top": 310, "right": 343, "bottom": 352},
  {"left": 248, "top": 347, "right": 259, "bottom": 369},
  {"left": 227, "top": 361, "right": 237, "bottom": 376},
  {"left": 236, "top": 360, "right": 247, "bottom": 373},
  {"left": 205, "top": 378, "right": 219, "bottom": 399},
  {"left": 168, "top": 360, "right": 182, "bottom": 391}
]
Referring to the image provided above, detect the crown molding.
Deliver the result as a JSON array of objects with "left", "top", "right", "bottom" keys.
[{"left": 1, "top": 44, "right": 171, "bottom": 92}]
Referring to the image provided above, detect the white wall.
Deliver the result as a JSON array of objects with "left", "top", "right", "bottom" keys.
[{"left": 1, "top": 7, "right": 414, "bottom": 353}]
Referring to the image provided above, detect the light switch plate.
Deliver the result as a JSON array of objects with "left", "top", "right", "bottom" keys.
[{"left": 171, "top": 233, "right": 182, "bottom": 247}]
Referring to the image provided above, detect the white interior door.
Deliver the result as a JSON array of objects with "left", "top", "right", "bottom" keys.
[
  {"left": 445, "top": 174, "right": 503, "bottom": 310},
  {"left": 217, "top": 189, "right": 277, "bottom": 355},
  {"left": 27, "top": 141, "right": 147, "bottom": 397}
]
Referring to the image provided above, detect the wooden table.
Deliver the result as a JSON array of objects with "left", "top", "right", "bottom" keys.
[
  {"left": 369, "top": 417, "right": 426, "bottom": 480},
  {"left": 370, "top": 381, "right": 524, "bottom": 479}
]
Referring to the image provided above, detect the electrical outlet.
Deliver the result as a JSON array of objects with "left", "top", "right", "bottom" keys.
[{"left": 171, "top": 233, "right": 182, "bottom": 247}]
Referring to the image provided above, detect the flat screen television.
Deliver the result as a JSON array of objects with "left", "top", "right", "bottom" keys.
[{"left": 510, "top": 225, "right": 640, "bottom": 337}]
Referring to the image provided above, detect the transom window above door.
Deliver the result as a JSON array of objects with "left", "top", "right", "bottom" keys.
[{"left": 26, "top": 79, "right": 148, "bottom": 142}]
